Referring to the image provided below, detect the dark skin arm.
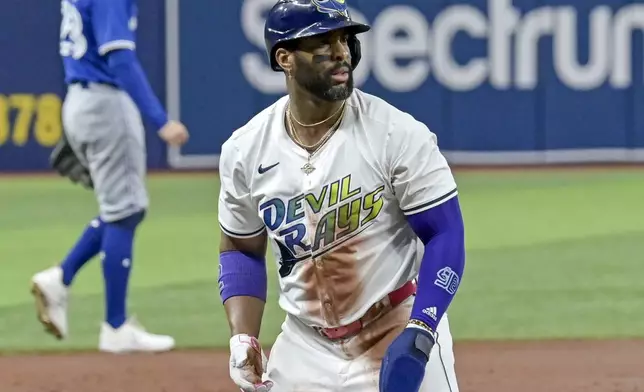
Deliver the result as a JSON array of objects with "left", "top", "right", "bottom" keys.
[{"left": 220, "top": 231, "right": 268, "bottom": 339}]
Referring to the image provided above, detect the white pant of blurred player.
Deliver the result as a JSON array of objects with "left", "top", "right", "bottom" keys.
[{"left": 266, "top": 297, "right": 459, "bottom": 392}]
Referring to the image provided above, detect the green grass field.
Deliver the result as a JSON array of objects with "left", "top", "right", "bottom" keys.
[{"left": 1, "top": 169, "right": 643, "bottom": 353}]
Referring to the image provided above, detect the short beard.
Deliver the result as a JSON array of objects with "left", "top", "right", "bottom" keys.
[{"left": 293, "top": 56, "right": 354, "bottom": 102}]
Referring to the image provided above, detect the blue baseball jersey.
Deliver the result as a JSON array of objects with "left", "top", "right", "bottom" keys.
[{"left": 59, "top": 0, "right": 138, "bottom": 85}]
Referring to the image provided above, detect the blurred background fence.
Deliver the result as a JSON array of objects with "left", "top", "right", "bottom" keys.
[{"left": 2, "top": 0, "right": 643, "bottom": 172}]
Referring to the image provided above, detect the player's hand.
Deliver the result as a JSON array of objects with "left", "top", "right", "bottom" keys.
[
  {"left": 379, "top": 323, "right": 435, "bottom": 392},
  {"left": 158, "top": 120, "right": 189, "bottom": 146},
  {"left": 229, "top": 334, "right": 274, "bottom": 392}
]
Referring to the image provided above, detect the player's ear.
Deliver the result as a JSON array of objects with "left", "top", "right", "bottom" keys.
[{"left": 275, "top": 48, "right": 294, "bottom": 76}]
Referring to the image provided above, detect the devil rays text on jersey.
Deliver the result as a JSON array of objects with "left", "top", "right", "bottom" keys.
[{"left": 260, "top": 174, "right": 385, "bottom": 277}]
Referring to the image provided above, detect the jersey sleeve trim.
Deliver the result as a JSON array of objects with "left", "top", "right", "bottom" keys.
[
  {"left": 98, "top": 40, "right": 136, "bottom": 55},
  {"left": 402, "top": 188, "right": 458, "bottom": 216},
  {"left": 219, "top": 222, "right": 266, "bottom": 239}
]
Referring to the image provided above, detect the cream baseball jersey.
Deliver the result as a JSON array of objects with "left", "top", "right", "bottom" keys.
[{"left": 218, "top": 89, "right": 458, "bottom": 329}]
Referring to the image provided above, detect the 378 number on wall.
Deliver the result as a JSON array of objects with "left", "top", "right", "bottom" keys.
[{"left": 0, "top": 94, "right": 63, "bottom": 147}]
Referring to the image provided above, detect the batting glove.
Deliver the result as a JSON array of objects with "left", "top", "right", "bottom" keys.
[
  {"left": 229, "top": 334, "right": 274, "bottom": 392},
  {"left": 379, "top": 321, "right": 437, "bottom": 392}
]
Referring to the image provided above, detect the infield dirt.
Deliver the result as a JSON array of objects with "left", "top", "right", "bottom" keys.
[{"left": 1, "top": 339, "right": 642, "bottom": 392}]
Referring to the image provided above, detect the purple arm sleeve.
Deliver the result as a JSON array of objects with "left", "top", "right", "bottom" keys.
[
  {"left": 218, "top": 251, "right": 268, "bottom": 303},
  {"left": 106, "top": 49, "right": 168, "bottom": 131},
  {"left": 407, "top": 196, "right": 466, "bottom": 334}
]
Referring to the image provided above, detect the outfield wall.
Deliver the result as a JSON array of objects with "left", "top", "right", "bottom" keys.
[{"left": 1, "top": 0, "right": 643, "bottom": 172}]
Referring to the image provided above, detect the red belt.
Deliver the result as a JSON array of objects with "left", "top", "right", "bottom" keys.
[{"left": 317, "top": 280, "right": 417, "bottom": 340}]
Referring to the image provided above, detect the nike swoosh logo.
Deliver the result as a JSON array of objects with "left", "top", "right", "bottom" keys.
[{"left": 258, "top": 162, "right": 279, "bottom": 174}]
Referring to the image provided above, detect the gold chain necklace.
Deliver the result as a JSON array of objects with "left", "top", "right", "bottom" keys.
[
  {"left": 289, "top": 100, "right": 346, "bottom": 128},
  {"left": 286, "top": 101, "right": 346, "bottom": 175},
  {"left": 288, "top": 105, "right": 343, "bottom": 151}
]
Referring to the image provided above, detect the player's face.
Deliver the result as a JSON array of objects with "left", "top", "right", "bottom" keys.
[{"left": 291, "top": 30, "right": 354, "bottom": 102}]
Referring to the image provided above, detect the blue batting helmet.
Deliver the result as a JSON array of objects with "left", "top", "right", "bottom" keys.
[{"left": 264, "top": 0, "right": 371, "bottom": 72}]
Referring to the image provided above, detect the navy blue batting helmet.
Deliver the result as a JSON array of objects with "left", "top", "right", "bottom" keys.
[{"left": 264, "top": 0, "right": 371, "bottom": 72}]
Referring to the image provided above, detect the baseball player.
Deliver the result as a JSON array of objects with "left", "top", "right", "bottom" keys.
[
  {"left": 30, "top": 0, "right": 188, "bottom": 353},
  {"left": 217, "top": 0, "right": 465, "bottom": 391}
]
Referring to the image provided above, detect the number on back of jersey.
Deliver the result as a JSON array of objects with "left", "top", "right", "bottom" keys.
[{"left": 59, "top": 0, "right": 87, "bottom": 59}]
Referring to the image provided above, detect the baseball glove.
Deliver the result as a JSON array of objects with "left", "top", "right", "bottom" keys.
[{"left": 49, "top": 132, "right": 94, "bottom": 190}]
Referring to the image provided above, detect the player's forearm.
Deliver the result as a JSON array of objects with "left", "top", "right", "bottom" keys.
[
  {"left": 106, "top": 49, "right": 168, "bottom": 131},
  {"left": 224, "top": 296, "right": 265, "bottom": 337},
  {"left": 218, "top": 250, "right": 268, "bottom": 338},
  {"left": 407, "top": 197, "right": 466, "bottom": 335}
]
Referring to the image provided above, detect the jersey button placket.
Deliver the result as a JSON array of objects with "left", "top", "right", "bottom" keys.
[
  {"left": 319, "top": 255, "right": 336, "bottom": 325},
  {"left": 301, "top": 164, "right": 331, "bottom": 323}
]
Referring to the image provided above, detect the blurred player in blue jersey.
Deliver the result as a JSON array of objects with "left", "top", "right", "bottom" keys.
[{"left": 30, "top": 0, "right": 189, "bottom": 353}]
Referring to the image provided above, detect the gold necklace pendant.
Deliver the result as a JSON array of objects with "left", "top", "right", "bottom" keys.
[
  {"left": 301, "top": 162, "right": 316, "bottom": 175},
  {"left": 286, "top": 102, "right": 346, "bottom": 176}
]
